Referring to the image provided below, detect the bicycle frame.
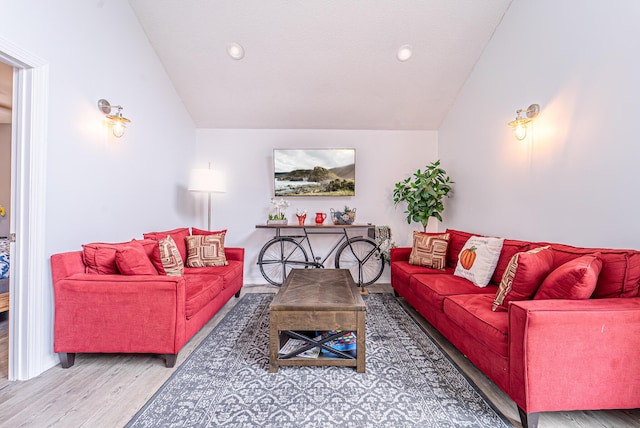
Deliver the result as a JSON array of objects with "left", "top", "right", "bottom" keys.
[
  {"left": 270, "top": 226, "right": 365, "bottom": 268},
  {"left": 256, "top": 224, "right": 384, "bottom": 287}
]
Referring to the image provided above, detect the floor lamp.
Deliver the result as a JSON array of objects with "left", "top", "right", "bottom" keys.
[{"left": 188, "top": 167, "right": 226, "bottom": 231}]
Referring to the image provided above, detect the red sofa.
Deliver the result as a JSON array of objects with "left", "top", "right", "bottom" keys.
[
  {"left": 391, "top": 229, "right": 640, "bottom": 428},
  {"left": 51, "top": 227, "right": 244, "bottom": 368}
]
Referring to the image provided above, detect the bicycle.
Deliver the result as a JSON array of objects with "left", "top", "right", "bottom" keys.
[{"left": 255, "top": 224, "right": 385, "bottom": 287}]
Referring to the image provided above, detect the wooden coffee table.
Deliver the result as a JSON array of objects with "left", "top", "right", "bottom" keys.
[{"left": 269, "top": 269, "right": 366, "bottom": 373}]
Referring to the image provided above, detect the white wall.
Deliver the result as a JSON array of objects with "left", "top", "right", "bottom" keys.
[
  {"left": 0, "top": 124, "right": 9, "bottom": 237},
  {"left": 439, "top": 1, "right": 640, "bottom": 249},
  {"left": 0, "top": 0, "right": 196, "bottom": 376},
  {"left": 196, "top": 129, "right": 438, "bottom": 283}
]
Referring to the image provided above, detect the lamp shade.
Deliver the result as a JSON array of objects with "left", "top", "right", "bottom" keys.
[{"left": 188, "top": 168, "right": 226, "bottom": 193}]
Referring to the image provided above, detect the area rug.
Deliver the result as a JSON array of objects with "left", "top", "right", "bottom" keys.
[{"left": 127, "top": 293, "right": 513, "bottom": 427}]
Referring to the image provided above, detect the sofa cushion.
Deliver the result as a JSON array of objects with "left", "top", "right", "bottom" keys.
[
  {"left": 391, "top": 261, "right": 455, "bottom": 291},
  {"left": 158, "top": 235, "right": 184, "bottom": 277},
  {"left": 454, "top": 236, "right": 504, "bottom": 287},
  {"left": 445, "top": 229, "right": 475, "bottom": 269},
  {"left": 535, "top": 242, "right": 640, "bottom": 299},
  {"left": 409, "top": 232, "right": 450, "bottom": 270},
  {"left": 184, "top": 260, "right": 243, "bottom": 290},
  {"left": 492, "top": 246, "right": 553, "bottom": 312},
  {"left": 185, "top": 232, "right": 228, "bottom": 267},
  {"left": 143, "top": 227, "right": 190, "bottom": 264},
  {"left": 410, "top": 273, "right": 497, "bottom": 312},
  {"left": 490, "top": 239, "right": 533, "bottom": 285},
  {"left": 192, "top": 227, "right": 227, "bottom": 236},
  {"left": 82, "top": 239, "right": 156, "bottom": 275},
  {"left": 443, "top": 294, "right": 509, "bottom": 358},
  {"left": 115, "top": 242, "right": 158, "bottom": 276},
  {"left": 535, "top": 254, "right": 602, "bottom": 300},
  {"left": 184, "top": 274, "right": 223, "bottom": 319}
]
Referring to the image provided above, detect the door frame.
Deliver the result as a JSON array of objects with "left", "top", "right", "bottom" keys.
[{"left": 0, "top": 37, "right": 51, "bottom": 380}]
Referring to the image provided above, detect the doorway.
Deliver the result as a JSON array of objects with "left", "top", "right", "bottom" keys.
[
  {"left": 0, "top": 60, "right": 12, "bottom": 385},
  {"left": 0, "top": 37, "right": 50, "bottom": 381}
]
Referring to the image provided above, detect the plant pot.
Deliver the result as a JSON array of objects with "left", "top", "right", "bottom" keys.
[{"left": 267, "top": 219, "right": 288, "bottom": 225}]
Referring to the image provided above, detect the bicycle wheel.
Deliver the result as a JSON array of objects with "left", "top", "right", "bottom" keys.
[
  {"left": 258, "top": 237, "right": 309, "bottom": 286},
  {"left": 335, "top": 237, "right": 384, "bottom": 286}
]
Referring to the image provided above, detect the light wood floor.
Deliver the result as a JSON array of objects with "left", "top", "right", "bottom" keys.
[{"left": 0, "top": 284, "right": 638, "bottom": 427}]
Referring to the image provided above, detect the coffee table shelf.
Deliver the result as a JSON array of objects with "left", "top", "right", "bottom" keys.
[{"left": 269, "top": 269, "right": 366, "bottom": 373}]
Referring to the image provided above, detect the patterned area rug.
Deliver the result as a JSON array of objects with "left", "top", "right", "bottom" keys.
[{"left": 127, "top": 293, "right": 512, "bottom": 427}]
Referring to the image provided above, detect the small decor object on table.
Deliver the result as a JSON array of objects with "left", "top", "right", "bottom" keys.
[
  {"left": 331, "top": 206, "right": 356, "bottom": 225},
  {"left": 295, "top": 208, "right": 307, "bottom": 226},
  {"left": 267, "top": 198, "right": 289, "bottom": 225},
  {"left": 314, "top": 212, "right": 327, "bottom": 224}
]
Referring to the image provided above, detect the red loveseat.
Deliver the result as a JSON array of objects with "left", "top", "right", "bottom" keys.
[
  {"left": 391, "top": 229, "right": 640, "bottom": 428},
  {"left": 51, "top": 227, "right": 244, "bottom": 368}
]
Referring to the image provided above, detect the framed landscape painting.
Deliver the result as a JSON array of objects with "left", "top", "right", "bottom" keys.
[{"left": 273, "top": 148, "right": 356, "bottom": 197}]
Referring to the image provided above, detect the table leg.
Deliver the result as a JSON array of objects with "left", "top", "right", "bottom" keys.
[
  {"left": 269, "top": 312, "right": 279, "bottom": 373},
  {"left": 356, "top": 311, "right": 366, "bottom": 373}
]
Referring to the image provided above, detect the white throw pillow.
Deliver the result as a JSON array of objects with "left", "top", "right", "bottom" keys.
[{"left": 454, "top": 236, "right": 504, "bottom": 287}]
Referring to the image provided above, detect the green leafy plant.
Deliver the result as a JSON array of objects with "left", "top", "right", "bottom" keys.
[{"left": 392, "top": 160, "right": 454, "bottom": 232}]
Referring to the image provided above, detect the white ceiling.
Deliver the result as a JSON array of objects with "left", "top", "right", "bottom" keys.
[{"left": 129, "top": 0, "right": 512, "bottom": 131}]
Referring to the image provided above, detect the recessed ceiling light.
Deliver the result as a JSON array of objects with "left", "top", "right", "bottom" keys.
[
  {"left": 396, "top": 45, "right": 413, "bottom": 62},
  {"left": 227, "top": 43, "right": 245, "bottom": 60}
]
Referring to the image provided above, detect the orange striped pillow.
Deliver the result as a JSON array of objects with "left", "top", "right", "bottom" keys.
[
  {"left": 158, "top": 235, "right": 184, "bottom": 276},
  {"left": 408, "top": 232, "right": 450, "bottom": 270}
]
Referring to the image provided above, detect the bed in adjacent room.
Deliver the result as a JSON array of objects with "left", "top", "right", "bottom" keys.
[{"left": 0, "top": 237, "right": 9, "bottom": 313}]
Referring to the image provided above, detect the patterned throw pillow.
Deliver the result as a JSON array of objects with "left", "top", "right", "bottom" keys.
[
  {"left": 454, "top": 236, "right": 504, "bottom": 287},
  {"left": 492, "top": 246, "right": 553, "bottom": 311},
  {"left": 185, "top": 232, "right": 228, "bottom": 267},
  {"left": 408, "top": 232, "right": 450, "bottom": 270},
  {"left": 158, "top": 235, "right": 184, "bottom": 276}
]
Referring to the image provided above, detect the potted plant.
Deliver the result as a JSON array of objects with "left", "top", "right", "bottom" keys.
[
  {"left": 267, "top": 198, "right": 290, "bottom": 225},
  {"left": 392, "top": 160, "right": 454, "bottom": 232}
]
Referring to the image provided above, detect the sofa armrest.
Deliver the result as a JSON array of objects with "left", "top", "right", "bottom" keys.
[
  {"left": 51, "top": 251, "right": 86, "bottom": 283},
  {"left": 508, "top": 298, "right": 640, "bottom": 414},
  {"left": 390, "top": 247, "right": 411, "bottom": 263},
  {"left": 225, "top": 247, "right": 244, "bottom": 263},
  {"left": 53, "top": 274, "right": 187, "bottom": 354}
]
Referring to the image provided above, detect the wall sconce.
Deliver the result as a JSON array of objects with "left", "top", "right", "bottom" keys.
[
  {"left": 98, "top": 99, "right": 131, "bottom": 138},
  {"left": 507, "top": 104, "right": 540, "bottom": 140}
]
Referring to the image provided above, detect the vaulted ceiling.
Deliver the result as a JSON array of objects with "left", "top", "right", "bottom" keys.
[{"left": 129, "top": 0, "right": 512, "bottom": 130}]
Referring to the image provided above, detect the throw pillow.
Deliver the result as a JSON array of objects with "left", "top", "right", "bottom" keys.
[
  {"left": 534, "top": 254, "right": 602, "bottom": 300},
  {"left": 185, "top": 232, "right": 228, "bottom": 267},
  {"left": 158, "top": 235, "right": 184, "bottom": 277},
  {"left": 115, "top": 242, "right": 158, "bottom": 276},
  {"left": 143, "top": 228, "right": 190, "bottom": 274},
  {"left": 492, "top": 246, "right": 553, "bottom": 312},
  {"left": 454, "top": 236, "right": 505, "bottom": 287},
  {"left": 408, "top": 232, "right": 450, "bottom": 270},
  {"left": 82, "top": 239, "right": 156, "bottom": 274},
  {"left": 143, "top": 227, "right": 190, "bottom": 261}
]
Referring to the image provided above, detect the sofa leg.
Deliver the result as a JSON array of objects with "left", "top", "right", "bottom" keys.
[
  {"left": 393, "top": 289, "right": 399, "bottom": 297},
  {"left": 518, "top": 407, "right": 540, "bottom": 428},
  {"left": 235, "top": 290, "right": 241, "bottom": 298},
  {"left": 59, "top": 352, "right": 76, "bottom": 368},
  {"left": 164, "top": 354, "right": 178, "bottom": 368}
]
